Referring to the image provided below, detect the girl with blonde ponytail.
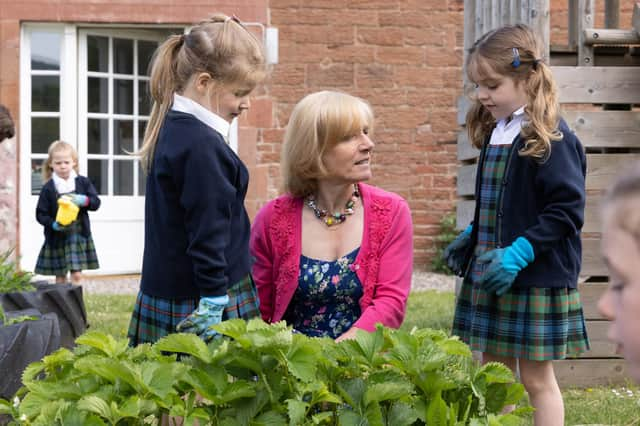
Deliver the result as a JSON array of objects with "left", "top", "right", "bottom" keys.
[
  {"left": 446, "top": 24, "right": 588, "bottom": 426},
  {"left": 128, "top": 14, "right": 266, "bottom": 345}
]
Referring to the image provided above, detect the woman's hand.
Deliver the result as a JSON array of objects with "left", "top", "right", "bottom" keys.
[{"left": 335, "top": 327, "right": 360, "bottom": 342}]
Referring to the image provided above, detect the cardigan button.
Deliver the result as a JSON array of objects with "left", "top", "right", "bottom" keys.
[
  {"left": 497, "top": 211, "right": 503, "bottom": 218},
  {"left": 502, "top": 179, "right": 508, "bottom": 185}
]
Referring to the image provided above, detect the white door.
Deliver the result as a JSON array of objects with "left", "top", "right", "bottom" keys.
[{"left": 20, "top": 24, "right": 178, "bottom": 275}]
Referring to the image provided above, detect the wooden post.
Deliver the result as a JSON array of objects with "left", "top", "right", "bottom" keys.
[
  {"left": 529, "top": 0, "right": 550, "bottom": 61},
  {"left": 633, "top": 2, "right": 640, "bottom": 34},
  {"left": 569, "top": 0, "right": 579, "bottom": 48},
  {"left": 578, "top": 0, "right": 595, "bottom": 66},
  {"left": 604, "top": 0, "right": 620, "bottom": 29}
]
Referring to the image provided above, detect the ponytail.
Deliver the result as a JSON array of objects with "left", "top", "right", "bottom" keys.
[{"left": 137, "top": 35, "right": 183, "bottom": 173}]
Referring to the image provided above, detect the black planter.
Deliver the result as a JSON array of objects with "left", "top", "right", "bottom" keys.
[
  {"left": 0, "top": 309, "right": 61, "bottom": 399},
  {"left": 0, "top": 282, "right": 87, "bottom": 348}
]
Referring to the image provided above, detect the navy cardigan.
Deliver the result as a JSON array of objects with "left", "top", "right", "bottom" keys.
[
  {"left": 462, "top": 119, "right": 587, "bottom": 289},
  {"left": 36, "top": 176, "right": 101, "bottom": 244},
  {"left": 140, "top": 110, "right": 252, "bottom": 299}
]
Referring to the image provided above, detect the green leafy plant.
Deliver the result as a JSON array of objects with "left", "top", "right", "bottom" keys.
[
  {"left": 0, "top": 319, "right": 530, "bottom": 425},
  {"left": 432, "top": 212, "right": 460, "bottom": 275},
  {"left": 0, "top": 249, "right": 34, "bottom": 294}
]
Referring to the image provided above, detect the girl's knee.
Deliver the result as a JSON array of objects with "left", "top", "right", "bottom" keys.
[{"left": 519, "top": 361, "right": 558, "bottom": 394}]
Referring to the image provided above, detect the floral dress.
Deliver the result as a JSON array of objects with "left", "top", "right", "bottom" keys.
[{"left": 283, "top": 247, "right": 362, "bottom": 339}]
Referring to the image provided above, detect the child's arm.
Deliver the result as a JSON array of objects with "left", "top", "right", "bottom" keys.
[
  {"left": 171, "top": 134, "right": 237, "bottom": 298},
  {"left": 74, "top": 177, "right": 101, "bottom": 211},
  {"left": 35, "top": 185, "right": 55, "bottom": 228},
  {"left": 523, "top": 129, "right": 586, "bottom": 257}
]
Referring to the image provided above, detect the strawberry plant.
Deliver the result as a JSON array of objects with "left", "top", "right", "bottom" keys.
[{"left": 0, "top": 319, "right": 530, "bottom": 425}]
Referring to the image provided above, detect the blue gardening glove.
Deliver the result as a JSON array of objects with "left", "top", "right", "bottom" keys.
[
  {"left": 51, "top": 221, "right": 65, "bottom": 231},
  {"left": 476, "top": 236, "right": 534, "bottom": 296},
  {"left": 72, "top": 194, "right": 88, "bottom": 207},
  {"left": 176, "top": 295, "right": 229, "bottom": 342},
  {"left": 443, "top": 224, "right": 473, "bottom": 275}
]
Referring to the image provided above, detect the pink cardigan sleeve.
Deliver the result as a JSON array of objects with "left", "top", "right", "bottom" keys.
[
  {"left": 250, "top": 204, "right": 275, "bottom": 322},
  {"left": 353, "top": 199, "right": 413, "bottom": 331}
]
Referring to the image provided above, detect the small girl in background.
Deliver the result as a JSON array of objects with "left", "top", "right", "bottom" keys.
[
  {"left": 127, "top": 14, "right": 265, "bottom": 345},
  {"left": 597, "top": 163, "right": 640, "bottom": 383},
  {"left": 446, "top": 24, "right": 589, "bottom": 425},
  {"left": 35, "top": 140, "right": 100, "bottom": 284}
]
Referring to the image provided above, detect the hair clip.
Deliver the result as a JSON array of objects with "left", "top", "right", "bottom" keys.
[
  {"left": 511, "top": 47, "right": 521, "bottom": 68},
  {"left": 532, "top": 58, "right": 541, "bottom": 70}
]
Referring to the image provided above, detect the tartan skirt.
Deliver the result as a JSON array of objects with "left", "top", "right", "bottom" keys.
[
  {"left": 127, "top": 274, "right": 260, "bottom": 346},
  {"left": 34, "top": 222, "right": 99, "bottom": 276},
  {"left": 452, "top": 279, "right": 590, "bottom": 360}
]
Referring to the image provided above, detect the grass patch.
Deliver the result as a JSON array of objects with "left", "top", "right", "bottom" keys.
[
  {"left": 83, "top": 289, "right": 640, "bottom": 425},
  {"left": 85, "top": 293, "right": 136, "bottom": 338},
  {"left": 401, "top": 289, "right": 456, "bottom": 332}
]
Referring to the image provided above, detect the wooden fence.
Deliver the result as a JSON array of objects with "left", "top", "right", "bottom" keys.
[{"left": 458, "top": 0, "right": 640, "bottom": 387}]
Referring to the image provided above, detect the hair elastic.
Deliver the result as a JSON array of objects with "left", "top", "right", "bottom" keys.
[{"left": 511, "top": 47, "right": 521, "bottom": 68}]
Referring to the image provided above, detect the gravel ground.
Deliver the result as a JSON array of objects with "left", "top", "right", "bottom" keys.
[{"left": 77, "top": 271, "right": 456, "bottom": 295}]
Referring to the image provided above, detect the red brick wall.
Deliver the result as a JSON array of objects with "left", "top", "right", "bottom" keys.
[{"left": 257, "top": 0, "right": 466, "bottom": 269}]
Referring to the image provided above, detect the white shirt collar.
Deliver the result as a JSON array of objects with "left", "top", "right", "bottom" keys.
[
  {"left": 52, "top": 170, "right": 77, "bottom": 194},
  {"left": 171, "top": 93, "right": 230, "bottom": 139},
  {"left": 489, "top": 105, "right": 526, "bottom": 145}
]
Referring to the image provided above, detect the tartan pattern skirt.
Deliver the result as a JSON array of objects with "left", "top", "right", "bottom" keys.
[
  {"left": 127, "top": 274, "right": 260, "bottom": 346},
  {"left": 452, "top": 281, "right": 590, "bottom": 360},
  {"left": 451, "top": 144, "right": 589, "bottom": 360},
  {"left": 34, "top": 222, "right": 99, "bottom": 276}
]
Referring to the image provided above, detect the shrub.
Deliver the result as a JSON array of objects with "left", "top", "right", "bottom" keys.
[
  {"left": 0, "top": 319, "right": 530, "bottom": 425},
  {"left": 0, "top": 249, "right": 34, "bottom": 294},
  {"left": 431, "top": 212, "right": 459, "bottom": 275}
]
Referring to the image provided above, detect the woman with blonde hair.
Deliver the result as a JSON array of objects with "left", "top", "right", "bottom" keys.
[{"left": 251, "top": 90, "right": 413, "bottom": 341}]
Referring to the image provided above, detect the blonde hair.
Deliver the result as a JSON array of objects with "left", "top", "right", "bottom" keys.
[
  {"left": 465, "top": 24, "right": 561, "bottom": 160},
  {"left": 43, "top": 140, "right": 79, "bottom": 182},
  {"left": 603, "top": 162, "right": 640, "bottom": 246},
  {"left": 138, "top": 14, "right": 266, "bottom": 172},
  {"left": 281, "top": 91, "right": 374, "bottom": 197}
]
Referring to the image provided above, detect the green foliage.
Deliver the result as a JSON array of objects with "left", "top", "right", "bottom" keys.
[
  {"left": 3, "top": 320, "right": 529, "bottom": 425},
  {"left": 431, "top": 212, "right": 459, "bottom": 275},
  {"left": 0, "top": 248, "right": 34, "bottom": 294}
]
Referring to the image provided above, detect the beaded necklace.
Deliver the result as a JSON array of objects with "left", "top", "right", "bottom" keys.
[{"left": 306, "top": 184, "right": 360, "bottom": 227}]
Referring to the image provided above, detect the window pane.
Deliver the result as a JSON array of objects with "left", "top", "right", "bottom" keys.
[
  {"left": 138, "top": 161, "right": 146, "bottom": 196},
  {"left": 31, "top": 75, "right": 60, "bottom": 112},
  {"left": 138, "top": 40, "right": 157, "bottom": 76},
  {"left": 114, "top": 120, "right": 133, "bottom": 154},
  {"left": 138, "top": 120, "right": 147, "bottom": 149},
  {"left": 31, "top": 31, "right": 61, "bottom": 70},
  {"left": 88, "top": 159, "right": 108, "bottom": 195},
  {"left": 88, "top": 77, "right": 108, "bottom": 113},
  {"left": 88, "top": 118, "right": 109, "bottom": 154},
  {"left": 138, "top": 80, "right": 151, "bottom": 116},
  {"left": 114, "top": 160, "right": 133, "bottom": 195},
  {"left": 31, "top": 159, "right": 45, "bottom": 195},
  {"left": 31, "top": 117, "right": 59, "bottom": 154},
  {"left": 114, "top": 79, "right": 133, "bottom": 115},
  {"left": 87, "top": 36, "right": 109, "bottom": 73},
  {"left": 114, "top": 38, "right": 134, "bottom": 75}
]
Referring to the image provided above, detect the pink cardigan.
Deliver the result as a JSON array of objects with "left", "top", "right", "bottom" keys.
[{"left": 250, "top": 183, "right": 413, "bottom": 331}]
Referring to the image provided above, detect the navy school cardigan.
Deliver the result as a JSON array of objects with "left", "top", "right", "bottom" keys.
[
  {"left": 36, "top": 176, "right": 101, "bottom": 244},
  {"left": 461, "top": 118, "right": 587, "bottom": 289},
  {"left": 140, "top": 110, "right": 252, "bottom": 299}
]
